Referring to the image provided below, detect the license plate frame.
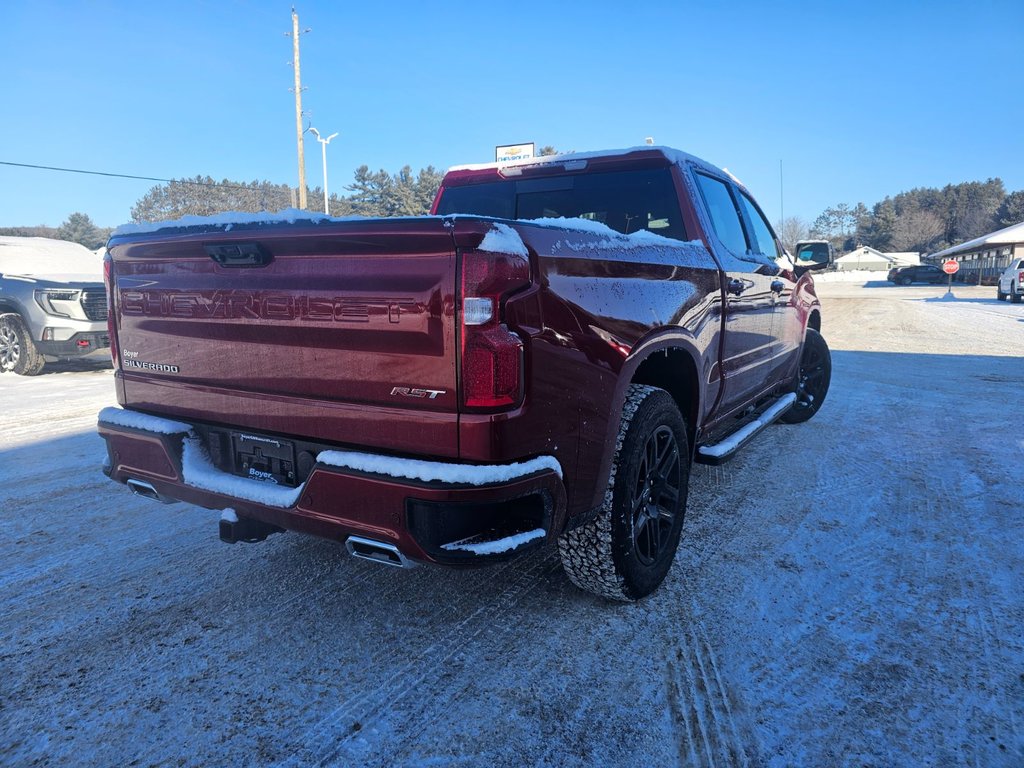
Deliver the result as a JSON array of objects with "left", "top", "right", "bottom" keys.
[{"left": 231, "top": 431, "right": 298, "bottom": 487}]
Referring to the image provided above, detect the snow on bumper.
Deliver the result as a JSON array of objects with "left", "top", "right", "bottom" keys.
[{"left": 97, "top": 407, "right": 566, "bottom": 564}]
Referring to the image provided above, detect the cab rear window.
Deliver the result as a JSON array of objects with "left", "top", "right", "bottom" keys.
[{"left": 436, "top": 169, "right": 686, "bottom": 240}]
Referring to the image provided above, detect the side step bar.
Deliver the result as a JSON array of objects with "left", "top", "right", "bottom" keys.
[
  {"left": 696, "top": 393, "right": 796, "bottom": 466},
  {"left": 346, "top": 536, "right": 415, "bottom": 568}
]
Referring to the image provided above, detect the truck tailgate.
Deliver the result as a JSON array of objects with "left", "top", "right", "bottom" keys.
[{"left": 107, "top": 218, "right": 458, "bottom": 457}]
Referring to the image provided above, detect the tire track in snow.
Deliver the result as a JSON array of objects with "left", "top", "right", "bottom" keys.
[
  {"left": 664, "top": 615, "right": 754, "bottom": 768},
  {"left": 274, "top": 550, "right": 560, "bottom": 768}
]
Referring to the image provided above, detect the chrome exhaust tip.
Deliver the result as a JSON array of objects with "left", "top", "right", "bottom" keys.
[
  {"left": 126, "top": 478, "right": 177, "bottom": 505},
  {"left": 345, "top": 536, "right": 414, "bottom": 568}
]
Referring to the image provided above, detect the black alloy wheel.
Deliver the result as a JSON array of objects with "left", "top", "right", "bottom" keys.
[
  {"left": 780, "top": 328, "right": 831, "bottom": 424},
  {"left": 630, "top": 425, "right": 682, "bottom": 567}
]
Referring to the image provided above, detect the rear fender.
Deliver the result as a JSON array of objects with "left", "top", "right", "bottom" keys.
[{"left": 573, "top": 331, "right": 704, "bottom": 517}]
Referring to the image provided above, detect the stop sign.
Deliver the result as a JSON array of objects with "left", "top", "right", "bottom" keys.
[{"left": 942, "top": 260, "right": 960, "bottom": 275}]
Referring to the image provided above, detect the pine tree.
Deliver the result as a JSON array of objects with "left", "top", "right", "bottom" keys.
[
  {"left": 57, "top": 212, "right": 105, "bottom": 249},
  {"left": 995, "top": 190, "right": 1024, "bottom": 228}
]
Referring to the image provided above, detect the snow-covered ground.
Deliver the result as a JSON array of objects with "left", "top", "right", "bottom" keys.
[{"left": 1, "top": 282, "right": 1022, "bottom": 767}]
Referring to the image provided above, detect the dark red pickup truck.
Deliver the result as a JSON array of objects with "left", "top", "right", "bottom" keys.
[{"left": 98, "top": 146, "right": 830, "bottom": 600}]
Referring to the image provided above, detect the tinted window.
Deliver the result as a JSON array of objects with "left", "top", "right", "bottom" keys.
[
  {"left": 436, "top": 168, "right": 686, "bottom": 240},
  {"left": 694, "top": 174, "right": 747, "bottom": 256},
  {"left": 738, "top": 193, "right": 780, "bottom": 259}
]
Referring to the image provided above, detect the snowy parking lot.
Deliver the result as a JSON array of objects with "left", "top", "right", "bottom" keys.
[{"left": 2, "top": 279, "right": 1022, "bottom": 767}]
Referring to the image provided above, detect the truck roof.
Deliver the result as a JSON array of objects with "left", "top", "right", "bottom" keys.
[{"left": 446, "top": 145, "right": 734, "bottom": 185}]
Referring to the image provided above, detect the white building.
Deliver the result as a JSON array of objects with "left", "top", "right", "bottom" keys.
[
  {"left": 928, "top": 220, "right": 1024, "bottom": 284},
  {"left": 834, "top": 246, "right": 920, "bottom": 272}
]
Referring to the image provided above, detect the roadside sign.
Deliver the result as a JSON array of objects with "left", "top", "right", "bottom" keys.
[
  {"left": 942, "top": 260, "right": 960, "bottom": 275},
  {"left": 496, "top": 143, "right": 535, "bottom": 164}
]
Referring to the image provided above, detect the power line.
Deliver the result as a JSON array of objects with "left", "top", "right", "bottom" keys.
[{"left": 0, "top": 160, "right": 278, "bottom": 191}]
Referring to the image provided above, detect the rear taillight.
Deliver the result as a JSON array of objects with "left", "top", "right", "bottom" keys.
[
  {"left": 104, "top": 253, "right": 120, "bottom": 368},
  {"left": 459, "top": 247, "right": 530, "bottom": 409}
]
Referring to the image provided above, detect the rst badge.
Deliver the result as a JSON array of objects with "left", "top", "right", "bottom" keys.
[{"left": 390, "top": 387, "right": 446, "bottom": 400}]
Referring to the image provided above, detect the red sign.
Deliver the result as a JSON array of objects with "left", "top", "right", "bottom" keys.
[{"left": 942, "top": 260, "right": 960, "bottom": 275}]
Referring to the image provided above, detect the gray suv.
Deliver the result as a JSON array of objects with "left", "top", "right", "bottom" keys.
[{"left": 0, "top": 238, "right": 110, "bottom": 375}]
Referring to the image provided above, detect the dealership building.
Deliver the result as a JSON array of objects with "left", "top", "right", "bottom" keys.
[{"left": 928, "top": 220, "right": 1024, "bottom": 284}]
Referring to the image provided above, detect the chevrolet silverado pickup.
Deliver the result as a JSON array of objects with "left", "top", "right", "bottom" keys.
[{"left": 98, "top": 146, "right": 831, "bottom": 601}]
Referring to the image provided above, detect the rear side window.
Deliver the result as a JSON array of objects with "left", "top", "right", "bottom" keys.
[
  {"left": 694, "top": 173, "right": 747, "bottom": 256},
  {"left": 436, "top": 168, "right": 686, "bottom": 240}
]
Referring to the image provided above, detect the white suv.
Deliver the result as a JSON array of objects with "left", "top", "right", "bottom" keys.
[
  {"left": 0, "top": 237, "right": 110, "bottom": 375},
  {"left": 997, "top": 258, "right": 1024, "bottom": 303}
]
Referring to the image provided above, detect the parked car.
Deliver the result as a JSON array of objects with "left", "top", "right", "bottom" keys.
[
  {"left": 0, "top": 237, "right": 110, "bottom": 375},
  {"left": 887, "top": 264, "right": 947, "bottom": 285},
  {"left": 996, "top": 258, "right": 1024, "bottom": 303},
  {"left": 97, "top": 146, "right": 831, "bottom": 601}
]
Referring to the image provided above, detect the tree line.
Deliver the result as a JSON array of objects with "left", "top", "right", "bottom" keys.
[{"left": 779, "top": 180, "right": 1024, "bottom": 256}]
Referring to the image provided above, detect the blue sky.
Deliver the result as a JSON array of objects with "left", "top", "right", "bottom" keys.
[{"left": 2, "top": 0, "right": 1022, "bottom": 229}]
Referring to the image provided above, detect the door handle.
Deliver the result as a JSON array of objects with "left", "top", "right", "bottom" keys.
[
  {"left": 726, "top": 278, "right": 747, "bottom": 296},
  {"left": 770, "top": 280, "right": 785, "bottom": 294}
]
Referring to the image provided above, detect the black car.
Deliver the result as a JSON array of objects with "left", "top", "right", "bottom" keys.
[{"left": 887, "top": 264, "right": 947, "bottom": 285}]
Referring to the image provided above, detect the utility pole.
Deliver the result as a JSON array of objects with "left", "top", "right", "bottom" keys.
[
  {"left": 309, "top": 128, "right": 339, "bottom": 215},
  {"left": 289, "top": 8, "right": 308, "bottom": 210}
]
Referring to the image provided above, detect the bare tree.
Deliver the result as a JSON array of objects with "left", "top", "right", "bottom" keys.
[
  {"left": 776, "top": 216, "right": 808, "bottom": 253},
  {"left": 891, "top": 209, "right": 944, "bottom": 252}
]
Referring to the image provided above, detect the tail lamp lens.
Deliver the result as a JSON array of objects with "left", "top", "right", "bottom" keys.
[
  {"left": 104, "top": 254, "right": 119, "bottom": 367},
  {"left": 460, "top": 248, "right": 530, "bottom": 410}
]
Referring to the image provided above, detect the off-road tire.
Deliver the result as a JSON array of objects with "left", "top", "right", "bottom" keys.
[
  {"left": 0, "top": 313, "right": 45, "bottom": 376},
  {"left": 780, "top": 328, "right": 831, "bottom": 424},
  {"left": 558, "top": 384, "right": 690, "bottom": 601}
]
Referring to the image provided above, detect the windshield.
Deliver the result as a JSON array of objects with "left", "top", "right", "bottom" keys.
[{"left": 436, "top": 168, "right": 687, "bottom": 240}]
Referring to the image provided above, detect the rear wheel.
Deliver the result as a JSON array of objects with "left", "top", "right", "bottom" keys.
[
  {"left": 997, "top": 286, "right": 1007, "bottom": 301},
  {"left": 558, "top": 384, "right": 689, "bottom": 601},
  {"left": 1012, "top": 283, "right": 1022, "bottom": 304},
  {"left": 780, "top": 328, "right": 831, "bottom": 424},
  {"left": 0, "top": 314, "right": 44, "bottom": 376}
]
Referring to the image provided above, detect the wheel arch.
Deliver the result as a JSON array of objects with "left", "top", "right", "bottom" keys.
[
  {"left": 807, "top": 308, "right": 822, "bottom": 334},
  {"left": 629, "top": 346, "right": 700, "bottom": 453},
  {"left": 574, "top": 334, "right": 703, "bottom": 518}
]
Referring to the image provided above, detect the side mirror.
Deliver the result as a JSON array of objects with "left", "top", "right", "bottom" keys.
[
  {"left": 793, "top": 259, "right": 830, "bottom": 278},
  {"left": 792, "top": 240, "right": 833, "bottom": 276}
]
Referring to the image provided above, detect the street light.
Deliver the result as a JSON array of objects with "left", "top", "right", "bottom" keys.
[{"left": 308, "top": 127, "right": 339, "bottom": 215}]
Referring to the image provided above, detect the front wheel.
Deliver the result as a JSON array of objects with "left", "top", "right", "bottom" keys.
[
  {"left": 899, "top": 276, "right": 912, "bottom": 286},
  {"left": 780, "top": 328, "right": 831, "bottom": 424},
  {"left": 558, "top": 385, "right": 690, "bottom": 601},
  {"left": 997, "top": 286, "right": 1007, "bottom": 301},
  {"left": 0, "top": 314, "right": 45, "bottom": 376}
]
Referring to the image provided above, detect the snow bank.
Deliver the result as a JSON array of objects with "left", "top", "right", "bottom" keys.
[
  {"left": 814, "top": 270, "right": 890, "bottom": 283},
  {"left": 0, "top": 236, "right": 103, "bottom": 280}
]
